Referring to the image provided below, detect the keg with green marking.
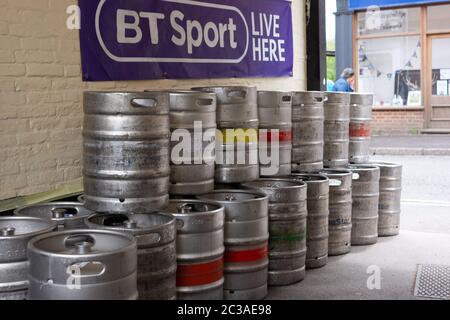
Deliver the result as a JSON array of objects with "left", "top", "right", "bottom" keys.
[
  {"left": 289, "top": 173, "right": 329, "bottom": 269},
  {"left": 242, "top": 179, "right": 307, "bottom": 286}
]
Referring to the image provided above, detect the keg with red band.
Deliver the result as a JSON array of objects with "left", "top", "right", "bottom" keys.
[
  {"left": 176, "top": 257, "right": 224, "bottom": 287},
  {"left": 349, "top": 122, "right": 371, "bottom": 137},
  {"left": 259, "top": 130, "right": 292, "bottom": 143},
  {"left": 224, "top": 243, "right": 268, "bottom": 264}
]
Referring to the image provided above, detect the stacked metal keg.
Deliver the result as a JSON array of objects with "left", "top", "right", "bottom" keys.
[
  {"left": 82, "top": 91, "right": 170, "bottom": 213},
  {"left": 198, "top": 190, "right": 269, "bottom": 300},
  {"left": 320, "top": 169, "right": 353, "bottom": 255},
  {"left": 257, "top": 91, "right": 293, "bottom": 176},
  {"left": 290, "top": 174, "right": 329, "bottom": 269},
  {"left": 14, "top": 202, "right": 93, "bottom": 230},
  {"left": 28, "top": 229, "right": 138, "bottom": 300},
  {"left": 2, "top": 86, "right": 405, "bottom": 301},
  {"left": 242, "top": 179, "right": 307, "bottom": 285},
  {"left": 369, "top": 161, "right": 402, "bottom": 236},
  {"left": 323, "top": 92, "right": 350, "bottom": 168},
  {"left": 292, "top": 91, "right": 325, "bottom": 172},
  {"left": 193, "top": 86, "right": 259, "bottom": 184},
  {"left": 349, "top": 93, "right": 374, "bottom": 164},
  {"left": 0, "top": 217, "right": 56, "bottom": 300},
  {"left": 168, "top": 200, "right": 225, "bottom": 300},
  {"left": 348, "top": 164, "right": 380, "bottom": 245},
  {"left": 85, "top": 212, "right": 177, "bottom": 300},
  {"left": 168, "top": 91, "right": 217, "bottom": 196}
]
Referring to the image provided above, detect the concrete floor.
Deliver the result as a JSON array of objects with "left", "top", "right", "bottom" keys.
[{"left": 267, "top": 155, "right": 450, "bottom": 300}]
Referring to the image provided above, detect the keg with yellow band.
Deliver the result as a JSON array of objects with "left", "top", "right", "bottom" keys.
[{"left": 216, "top": 128, "right": 259, "bottom": 144}]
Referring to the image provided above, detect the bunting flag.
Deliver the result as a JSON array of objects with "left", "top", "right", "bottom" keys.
[{"left": 358, "top": 40, "right": 421, "bottom": 80}]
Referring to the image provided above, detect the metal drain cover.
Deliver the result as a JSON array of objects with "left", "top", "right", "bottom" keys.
[{"left": 414, "top": 264, "right": 450, "bottom": 299}]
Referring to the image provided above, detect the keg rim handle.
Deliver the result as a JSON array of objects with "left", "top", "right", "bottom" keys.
[
  {"left": 281, "top": 95, "right": 292, "bottom": 103},
  {"left": 130, "top": 98, "right": 158, "bottom": 108},
  {"left": 135, "top": 232, "right": 163, "bottom": 245},
  {"left": 329, "top": 178, "right": 343, "bottom": 186},
  {"left": 67, "top": 261, "right": 106, "bottom": 278},
  {"left": 226, "top": 89, "right": 247, "bottom": 99},
  {"left": 196, "top": 98, "right": 215, "bottom": 106}
]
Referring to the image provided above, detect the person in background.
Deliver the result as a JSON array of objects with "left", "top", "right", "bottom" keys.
[
  {"left": 326, "top": 79, "right": 335, "bottom": 92},
  {"left": 332, "top": 68, "right": 355, "bottom": 92}
]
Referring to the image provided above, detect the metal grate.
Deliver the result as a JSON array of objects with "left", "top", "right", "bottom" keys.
[{"left": 414, "top": 264, "right": 450, "bottom": 299}]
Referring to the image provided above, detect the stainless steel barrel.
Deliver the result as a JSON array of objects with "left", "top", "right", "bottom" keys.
[
  {"left": 289, "top": 174, "right": 329, "bottom": 269},
  {"left": 348, "top": 164, "right": 380, "bottom": 245},
  {"left": 192, "top": 86, "right": 258, "bottom": 129},
  {"left": 167, "top": 199, "right": 225, "bottom": 300},
  {"left": 14, "top": 202, "right": 93, "bottom": 230},
  {"left": 83, "top": 91, "right": 170, "bottom": 213},
  {"left": 323, "top": 92, "right": 350, "bottom": 168},
  {"left": 215, "top": 138, "right": 259, "bottom": 183},
  {"left": 85, "top": 212, "right": 176, "bottom": 300},
  {"left": 169, "top": 91, "right": 217, "bottom": 195},
  {"left": 28, "top": 229, "right": 138, "bottom": 300},
  {"left": 292, "top": 91, "right": 325, "bottom": 172},
  {"left": 349, "top": 94, "right": 373, "bottom": 164},
  {"left": 198, "top": 190, "right": 269, "bottom": 300},
  {"left": 257, "top": 91, "right": 293, "bottom": 176},
  {"left": 320, "top": 169, "right": 353, "bottom": 255},
  {"left": 369, "top": 161, "right": 402, "bottom": 236},
  {"left": 193, "top": 86, "right": 259, "bottom": 183},
  {"left": 242, "top": 179, "right": 307, "bottom": 286},
  {"left": 0, "top": 217, "right": 56, "bottom": 300}
]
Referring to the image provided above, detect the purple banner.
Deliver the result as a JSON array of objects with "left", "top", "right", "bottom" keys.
[{"left": 78, "top": 0, "right": 293, "bottom": 81}]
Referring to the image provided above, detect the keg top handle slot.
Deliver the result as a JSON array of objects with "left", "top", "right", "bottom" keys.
[
  {"left": 135, "top": 232, "right": 162, "bottom": 245},
  {"left": 282, "top": 95, "right": 292, "bottom": 102},
  {"left": 329, "top": 179, "right": 342, "bottom": 187},
  {"left": 319, "top": 96, "right": 328, "bottom": 103},
  {"left": 67, "top": 261, "right": 106, "bottom": 278},
  {"left": 130, "top": 98, "right": 158, "bottom": 108},
  {"left": 196, "top": 98, "right": 214, "bottom": 106},
  {"left": 226, "top": 89, "right": 247, "bottom": 99}
]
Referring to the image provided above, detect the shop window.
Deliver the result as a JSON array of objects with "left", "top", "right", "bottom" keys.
[
  {"left": 427, "top": 4, "right": 450, "bottom": 32},
  {"left": 358, "top": 7, "right": 420, "bottom": 36},
  {"left": 357, "top": 36, "right": 422, "bottom": 107}
]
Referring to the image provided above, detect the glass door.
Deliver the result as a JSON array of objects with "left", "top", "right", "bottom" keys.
[{"left": 427, "top": 35, "right": 450, "bottom": 130}]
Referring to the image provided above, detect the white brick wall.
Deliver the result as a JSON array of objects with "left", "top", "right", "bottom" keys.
[{"left": 0, "top": 0, "right": 307, "bottom": 200}]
